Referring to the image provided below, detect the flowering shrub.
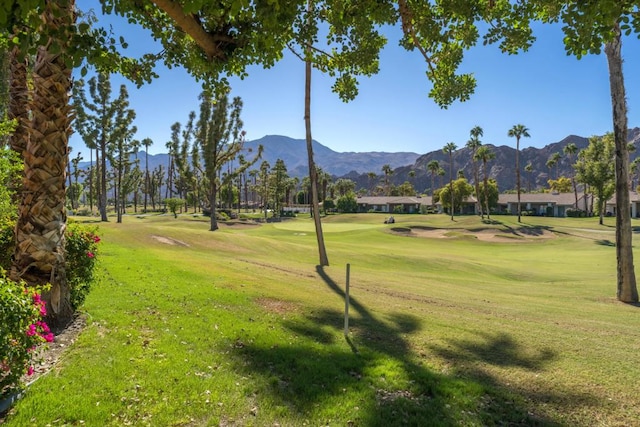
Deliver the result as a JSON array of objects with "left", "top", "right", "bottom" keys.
[
  {"left": 66, "top": 223, "right": 100, "bottom": 311},
  {"left": 0, "top": 221, "right": 101, "bottom": 312},
  {"left": 0, "top": 272, "right": 51, "bottom": 395}
]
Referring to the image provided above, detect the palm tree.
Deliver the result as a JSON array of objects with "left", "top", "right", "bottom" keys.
[
  {"left": 426, "top": 160, "right": 440, "bottom": 209},
  {"left": 12, "top": 0, "right": 75, "bottom": 327},
  {"left": 467, "top": 126, "right": 483, "bottom": 216},
  {"left": 438, "top": 167, "right": 446, "bottom": 188},
  {"left": 367, "top": 171, "right": 377, "bottom": 195},
  {"left": 442, "top": 142, "right": 457, "bottom": 220},
  {"left": 408, "top": 169, "right": 416, "bottom": 189},
  {"left": 563, "top": 143, "right": 579, "bottom": 208},
  {"left": 631, "top": 157, "right": 640, "bottom": 191},
  {"left": 508, "top": 124, "right": 530, "bottom": 223},
  {"left": 381, "top": 164, "right": 393, "bottom": 196},
  {"left": 474, "top": 145, "right": 495, "bottom": 220},
  {"left": 524, "top": 162, "right": 533, "bottom": 192},
  {"left": 546, "top": 157, "right": 555, "bottom": 180},
  {"left": 551, "top": 152, "right": 562, "bottom": 180},
  {"left": 546, "top": 152, "right": 561, "bottom": 182}
]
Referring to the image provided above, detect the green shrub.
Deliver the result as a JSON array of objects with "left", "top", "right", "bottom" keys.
[
  {"left": 566, "top": 208, "right": 586, "bottom": 218},
  {"left": 66, "top": 223, "right": 100, "bottom": 311},
  {"left": 0, "top": 218, "right": 13, "bottom": 271},
  {"left": 0, "top": 272, "right": 52, "bottom": 395},
  {"left": 336, "top": 193, "right": 358, "bottom": 213},
  {"left": 323, "top": 198, "right": 335, "bottom": 212},
  {"left": 164, "top": 198, "right": 184, "bottom": 218},
  {"left": 0, "top": 222, "right": 100, "bottom": 312},
  {"left": 75, "top": 208, "right": 93, "bottom": 216}
]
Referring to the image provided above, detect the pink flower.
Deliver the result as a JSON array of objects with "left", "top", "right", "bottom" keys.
[
  {"left": 43, "top": 333, "right": 54, "bottom": 343},
  {"left": 93, "top": 235, "right": 101, "bottom": 243},
  {"left": 39, "top": 304, "right": 47, "bottom": 316},
  {"left": 27, "top": 366, "right": 34, "bottom": 376},
  {"left": 26, "top": 324, "right": 37, "bottom": 336},
  {"left": 37, "top": 321, "right": 50, "bottom": 333},
  {"left": 32, "top": 293, "right": 41, "bottom": 304},
  {"left": 87, "top": 252, "right": 95, "bottom": 258}
]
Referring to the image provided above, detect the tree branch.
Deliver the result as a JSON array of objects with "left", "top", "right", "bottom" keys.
[
  {"left": 150, "top": 0, "right": 227, "bottom": 61},
  {"left": 397, "top": 0, "right": 436, "bottom": 72}
]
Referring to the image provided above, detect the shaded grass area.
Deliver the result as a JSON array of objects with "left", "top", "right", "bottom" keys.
[{"left": 4, "top": 213, "right": 640, "bottom": 425}]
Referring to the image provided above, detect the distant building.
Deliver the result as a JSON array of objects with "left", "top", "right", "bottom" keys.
[
  {"left": 606, "top": 191, "right": 640, "bottom": 218},
  {"left": 356, "top": 196, "right": 427, "bottom": 214},
  {"left": 496, "top": 192, "right": 591, "bottom": 217},
  {"left": 351, "top": 191, "right": 640, "bottom": 218}
]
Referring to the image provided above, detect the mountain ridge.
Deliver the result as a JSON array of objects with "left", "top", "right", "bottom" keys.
[{"left": 74, "top": 129, "right": 640, "bottom": 193}]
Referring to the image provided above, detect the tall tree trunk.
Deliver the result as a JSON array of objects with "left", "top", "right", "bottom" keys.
[
  {"left": 144, "top": 150, "right": 149, "bottom": 212},
  {"left": 99, "top": 139, "right": 108, "bottom": 221},
  {"left": 449, "top": 154, "right": 454, "bottom": 220},
  {"left": 12, "top": 0, "right": 75, "bottom": 327},
  {"left": 483, "top": 161, "right": 490, "bottom": 220},
  {"left": 89, "top": 147, "right": 94, "bottom": 212},
  {"left": 209, "top": 182, "right": 218, "bottom": 231},
  {"left": 116, "top": 157, "right": 122, "bottom": 223},
  {"left": 516, "top": 139, "right": 521, "bottom": 223},
  {"left": 67, "top": 148, "right": 73, "bottom": 210},
  {"left": 605, "top": 24, "right": 638, "bottom": 303},
  {"left": 304, "top": 0, "right": 328, "bottom": 266},
  {"left": 473, "top": 158, "right": 482, "bottom": 218}
]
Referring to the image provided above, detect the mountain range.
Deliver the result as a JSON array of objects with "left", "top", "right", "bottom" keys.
[{"left": 76, "top": 129, "right": 640, "bottom": 193}]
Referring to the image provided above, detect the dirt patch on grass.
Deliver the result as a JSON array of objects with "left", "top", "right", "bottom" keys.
[
  {"left": 392, "top": 226, "right": 556, "bottom": 242},
  {"left": 150, "top": 235, "right": 189, "bottom": 246},
  {"left": 255, "top": 297, "right": 298, "bottom": 314}
]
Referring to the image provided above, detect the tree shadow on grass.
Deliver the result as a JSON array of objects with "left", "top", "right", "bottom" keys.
[
  {"left": 429, "top": 331, "right": 555, "bottom": 371},
  {"left": 226, "top": 266, "right": 605, "bottom": 426},
  {"left": 428, "top": 332, "right": 600, "bottom": 420},
  {"left": 502, "top": 223, "right": 554, "bottom": 237}
]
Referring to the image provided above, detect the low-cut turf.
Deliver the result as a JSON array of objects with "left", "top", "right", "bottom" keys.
[{"left": 4, "top": 213, "right": 639, "bottom": 426}]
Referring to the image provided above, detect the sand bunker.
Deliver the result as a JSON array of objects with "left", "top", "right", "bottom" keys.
[
  {"left": 150, "top": 235, "right": 189, "bottom": 246},
  {"left": 391, "top": 226, "right": 555, "bottom": 242}
]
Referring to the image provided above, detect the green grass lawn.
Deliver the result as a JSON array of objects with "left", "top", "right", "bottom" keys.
[{"left": 4, "top": 213, "right": 640, "bottom": 426}]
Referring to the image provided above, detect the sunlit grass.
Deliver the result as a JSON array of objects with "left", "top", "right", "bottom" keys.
[{"left": 4, "top": 213, "right": 640, "bottom": 426}]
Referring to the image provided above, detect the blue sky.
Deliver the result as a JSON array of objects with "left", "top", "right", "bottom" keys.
[{"left": 70, "top": 3, "right": 640, "bottom": 158}]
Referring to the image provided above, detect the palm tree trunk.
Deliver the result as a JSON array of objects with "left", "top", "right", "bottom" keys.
[
  {"left": 449, "top": 154, "right": 454, "bottom": 221},
  {"left": 605, "top": 24, "right": 638, "bottom": 303},
  {"left": 12, "top": 0, "right": 75, "bottom": 327},
  {"left": 8, "top": 44, "right": 29, "bottom": 158},
  {"left": 516, "top": 140, "right": 521, "bottom": 222},
  {"left": 483, "top": 161, "right": 490, "bottom": 220},
  {"left": 473, "top": 159, "right": 482, "bottom": 218},
  {"left": 144, "top": 150, "right": 149, "bottom": 212}
]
